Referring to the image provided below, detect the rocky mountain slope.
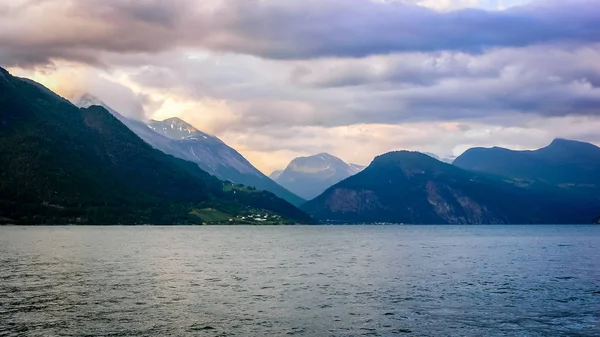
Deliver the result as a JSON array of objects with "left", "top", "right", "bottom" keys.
[{"left": 302, "top": 151, "right": 600, "bottom": 224}]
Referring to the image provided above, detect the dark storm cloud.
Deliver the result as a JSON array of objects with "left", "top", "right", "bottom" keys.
[
  {"left": 210, "top": 0, "right": 600, "bottom": 59},
  {"left": 0, "top": 0, "right": 189, "bottom": 67},
  {"left": 1, "top": 0, "right": 600, "bottom": 66}
]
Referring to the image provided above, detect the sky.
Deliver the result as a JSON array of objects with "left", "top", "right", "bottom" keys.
[{"left": 2, "top": 0, "right": 600, "bottom": 174}]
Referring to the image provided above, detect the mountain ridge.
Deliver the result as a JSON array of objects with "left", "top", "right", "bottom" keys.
[
  {"left": 0, "top": 68, "right": 312, "bottom": 224},
  {"left": 73, "top": 94, "right": 305, "bottom": 207},
  {"left": 453, "top": 138, "right": 600, "bottom": 188},
  {"left": 302, "top": 150, "right": 600, "bottom": 224},
  {"left": 273, "top": 153, "right": 366, "bottom": 200}
]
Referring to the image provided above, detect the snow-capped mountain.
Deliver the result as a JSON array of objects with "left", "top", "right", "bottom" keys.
[
  {"left": 74, "top": 94, "right": 178, "bottom": 153},
  {"left": 72, "top": 94, "right": 304, "bottom": 206},
  {"left": 272, "top": 153, "right": 366, "bottom": 200},
  {"left": 147, "top": 117, "right": 266, "bottom": 178},
  {"left": 148, "top": 118, "right": 204, "bottom": 140}
]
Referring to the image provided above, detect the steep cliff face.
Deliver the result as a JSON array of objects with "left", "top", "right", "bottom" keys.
[{"left": 302, "top": 151, "right": 600, "bottom": 224}]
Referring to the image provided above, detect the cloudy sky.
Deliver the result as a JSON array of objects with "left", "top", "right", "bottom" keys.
[{"left": 2, "top": 0, "right": 600, "bottom": 174}]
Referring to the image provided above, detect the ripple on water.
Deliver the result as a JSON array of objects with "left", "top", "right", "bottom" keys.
[{"left": 0, "top": 225, "right": 599, "bottom": 337}]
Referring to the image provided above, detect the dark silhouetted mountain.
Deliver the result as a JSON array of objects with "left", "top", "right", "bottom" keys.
[
  {"left": 74, "top": 95, "right": 305, "bottom": 207},
  {"left": 75, "top": 94, "right": 179, "bottom": 154},
  {"left": 0, "top": 68, "right": 312, "bottom": 225},
  {"left": 302, "top": 151, "right": 600, "bottom": 224},
  {"left": 273, "top": 153, "right": 366, "bottom": 200},
  {"left": 453, "top": 139, "right": 600, "bottom": 190}
]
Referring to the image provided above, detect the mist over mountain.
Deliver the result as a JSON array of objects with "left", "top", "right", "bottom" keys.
[
  {"left": 272, "top": 153, "right": 365, "bottom": 200},
  {"left": 74, "top": 94, "right": 305, "bottom": 207},
  {"left": 302, "top": 151, "right": 600, "bottom": 224}
]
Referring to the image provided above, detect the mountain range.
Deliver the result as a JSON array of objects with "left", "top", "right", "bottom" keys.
[
  {"left": 302, "top": 149, "right": 600, "bottom": 224},
  {"left": 270, "top": 153, "right": 365, "bottom": 200},
  {"left": 2, "top": 67, "right": 599, "bottom": 225},
  {"left": 75, "top": 94, "right": 305, "bottom": 207},
  {"left": 0, "top": 67, "right": 311, "bottom": 225},
  {"left": 453, "top": 139, "right": 600, "bottom": 190}
]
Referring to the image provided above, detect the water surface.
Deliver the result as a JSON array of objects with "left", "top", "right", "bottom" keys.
[{"left": 1, "top": 225, "right": 599, "bottom": 336}]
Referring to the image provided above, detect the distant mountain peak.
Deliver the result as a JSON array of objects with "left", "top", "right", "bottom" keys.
[
  {"left": 376, "top": 150, "right": 426, "bottom": 159},
  {"left": 288, "top": 153, "right": 347, "bottom": 171},
  {"left": 454, "top": 138, "right": 600, "bottom": 187},
  {"left": 301, "top": 145, "right": 600, "bottom": 224},
  {"left": 551, "top": 137, "right": 574, "bottom": 143},
  {"left": 159, "top": 117, "right": 198, "bottom": 132},
  {"left": 548, "top": 138, "right": 592, "bottom": 147},
  {"left": 315, "top": 152, "right": 336, "bottom": 159},
  {"left": 274, "top": 153, "right": 366, "bottom": 200},
  {"left": 373, "top": 150, "right": 436, "bottom": 166},
  {"left": 148, "top": 117, "right": 209, "bottom": 140},
  {"left": 161, "top": 117, "right": 196, "bottom": 128}
]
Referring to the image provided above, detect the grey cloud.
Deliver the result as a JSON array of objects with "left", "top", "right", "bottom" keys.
[
  {"left": 350, "top": 76, "right": 600, "bottom": 124},
  {"left": 291, "top": 45, "right": 600, "bottom": 88},
  {"left": 79, "top": 75, "right": 147, "bottom": 119},
  {"left": 1, "top": 0, "right": 600, "bottom": 66},
  {"left": 0, "top": 0, "right": 189, "bottom": 67},
  {"left": 289, "top": 52, "right": 489, "bottom": 87},
  {"left": 199, "top": 0, "right": 600, "bottom": 59},
  {"left": 114, "top": 45, "right": 600, "bottom": 132},
  {"left": 108, "top": 0, "right": 185, "bottom": 27},
  {"left": 224, "top": 73, "right": 600, "bottom": 130}
]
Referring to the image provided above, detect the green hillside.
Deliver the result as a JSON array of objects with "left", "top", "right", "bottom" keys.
[
  {"left": 0, "top": 67, "right": 312, "bottom": 225},
  {"left": 302, "top": 151, "right": 600, "bottom": 224}
]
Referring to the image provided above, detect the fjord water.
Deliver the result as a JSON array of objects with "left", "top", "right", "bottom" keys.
[{"left": 1, "top": 226, "right": 599, "bottom": 336}]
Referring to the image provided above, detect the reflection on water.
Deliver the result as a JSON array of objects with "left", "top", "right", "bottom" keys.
[{"left": 1, "top": 225, "right": 599, "bottom": 336}]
